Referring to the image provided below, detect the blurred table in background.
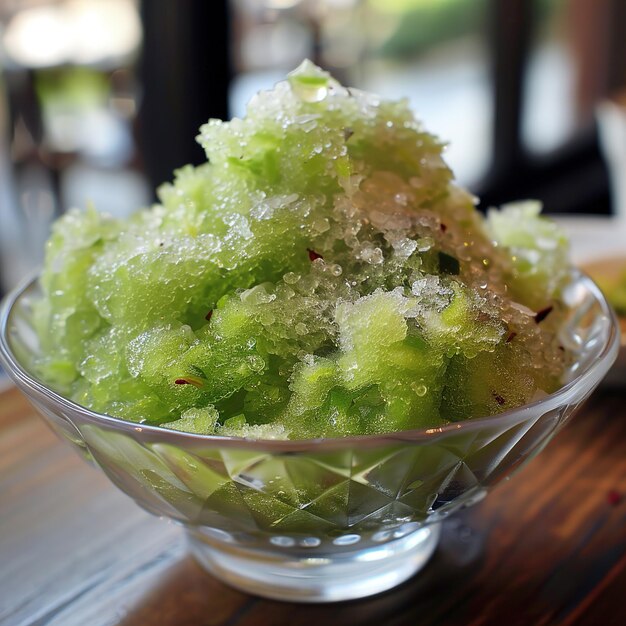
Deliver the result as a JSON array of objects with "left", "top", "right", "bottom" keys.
[{"left": 1, "top": 382, "right": 626, "bottom": 626}]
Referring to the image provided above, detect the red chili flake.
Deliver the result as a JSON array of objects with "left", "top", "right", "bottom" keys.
[
  {"left": 174, "top": 377, "right": 204, "bottom": 389},
  {"left": 440, "top": 223, "right": 448, "bottom": 233},
  {"left": 205, "top": 309, "right": 213, "bottom": 322},
  {"left": 307, "top": 248, "right": 324, "bottom": 262},
  {"left": 535, "top": 306, "right": 553, "bottom": 324},
  {"left": 492, "top": 391, "right": 506, "bottom": 406},
  {"left": 506, "top": 332, "right": 517, "bottom": 343},
  {"left": 607, "top": 489, "right": 622, "bottom": 506}
]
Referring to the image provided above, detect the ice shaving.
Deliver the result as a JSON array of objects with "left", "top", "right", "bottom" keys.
[{"left": 33, "top": 61, "right": 571, "bottom": 439}]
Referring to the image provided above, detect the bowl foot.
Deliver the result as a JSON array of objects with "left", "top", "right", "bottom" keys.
[{"left": 187, "top": 523, "right": 441, "bottom": 603}]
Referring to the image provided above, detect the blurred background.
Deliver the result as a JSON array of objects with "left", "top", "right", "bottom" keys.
[{"left": 1, "top": 0, "right": 626, "bottom": 295}]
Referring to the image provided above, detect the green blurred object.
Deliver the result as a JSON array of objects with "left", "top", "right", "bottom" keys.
[
  {"left": 367, "top": 0, "right": 488, "bottom": 58},
  {"left": 367, "top": 0, "right": 561, "bottom": 59},
  {"left": 35, "top": 67, "right": 109, "bottom": 111},
  {"left": 598, "top": 272, "right": 626, "bottom": 317}
]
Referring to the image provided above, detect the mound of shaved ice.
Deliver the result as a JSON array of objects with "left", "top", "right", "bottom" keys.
[{"left": 34, "top": 61, "right": 571, "bottom": 439}]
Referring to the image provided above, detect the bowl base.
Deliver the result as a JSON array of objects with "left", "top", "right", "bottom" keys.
[{"left": 187, "top": 523, "right": 441, "bottom": 603}]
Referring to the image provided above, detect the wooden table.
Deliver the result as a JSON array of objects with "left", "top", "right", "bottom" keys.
[{"left": 1, "top": 384, "right": 626, "bottom": 626}]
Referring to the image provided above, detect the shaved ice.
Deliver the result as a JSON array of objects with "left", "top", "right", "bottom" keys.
[{"left": 34, "top": 61, "right": 570, "bottom": 439}]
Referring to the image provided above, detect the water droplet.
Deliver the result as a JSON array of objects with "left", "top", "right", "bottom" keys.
[
  {"left": 394, "top": 192, "right": 408, "bottom": 206},
  {"left": 360, "top": 246, "right": 384, "bottom": 265},
  {"left": 292, "top": 82, "right": 328, "bottom": 103},
  {"left": 412, "top": 383, "right": 428, "bottom": 397},
  {"left": 246, "top": 355, "right": 265, "bottom": 372},
  {"left": 312, "top": 217, "right": 330, "bottom": 233}
]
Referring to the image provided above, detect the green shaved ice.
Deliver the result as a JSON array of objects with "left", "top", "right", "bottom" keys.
[
  {"left": 441, "top": 343, "right": 539, "bottom": 421},
  {"left": 486, "top": 201, "right": 569, "bottom": 310},
  {"left": 34, "top": 61, "right": 572, "bottom": 438},
  {"left": 165, "top": 407, "right": 219, "bottom": 435}
]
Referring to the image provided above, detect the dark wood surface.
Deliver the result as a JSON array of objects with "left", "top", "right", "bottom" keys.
[{"left": 1, "top": 383, "right": 626, "bottom": 626}]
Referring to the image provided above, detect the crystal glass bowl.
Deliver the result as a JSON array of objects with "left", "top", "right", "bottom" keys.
[{"left": 0, "top": 273, "right": 619, "bottom": 602}]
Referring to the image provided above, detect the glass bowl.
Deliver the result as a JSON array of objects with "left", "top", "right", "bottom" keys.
[{"left": 0, "top": 272, "right": 619, "bottom": 603}]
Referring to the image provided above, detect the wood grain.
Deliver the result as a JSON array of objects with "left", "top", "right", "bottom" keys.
[{"left": 1, "top": 385, "right": 626, "bottom": 626}]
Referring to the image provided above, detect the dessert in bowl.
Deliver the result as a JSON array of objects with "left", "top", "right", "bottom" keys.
[{"left": 0, "top": 62, "right": 619, "bottom": 601}]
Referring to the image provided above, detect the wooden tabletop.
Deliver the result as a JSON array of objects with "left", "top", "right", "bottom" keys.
[{"left": 1, "top": 383, "right": 626, "bottom": 626}]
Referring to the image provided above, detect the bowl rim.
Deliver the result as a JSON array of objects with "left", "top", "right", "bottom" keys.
[{"left": 0, "top": 271, "right": 620, "bottom": 451}]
